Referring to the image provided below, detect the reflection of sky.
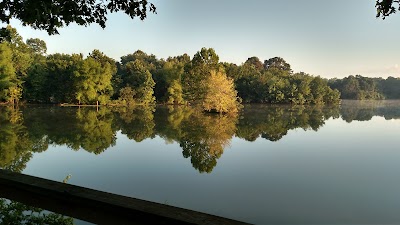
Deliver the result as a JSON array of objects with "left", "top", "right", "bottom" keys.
[{"left": 24, "top": 117, "right": 400, "bottom": 224}]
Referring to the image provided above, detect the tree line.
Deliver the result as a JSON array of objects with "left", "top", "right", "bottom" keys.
[
  {"left": 0, "top": 26, "right": 341, "bottom": 114},
  {"left": 328, "top": 75, "right": 400, "bottom": 100}
]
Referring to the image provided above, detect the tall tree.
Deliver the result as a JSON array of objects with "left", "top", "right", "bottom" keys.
[
  {"left": 120, "top": 50, "right": 160, "bottom": 73},
  {"left": 182, "top": 47, "right": 219, "bottom": 102},
  {"left": 235, "top": 63, "right": 263, "bottom": 103},
  {"left": 0, "top": 43, "right": 15, "bottom": 102},
  {"left": 26, "top": 38, "right": 47, "bottom": 56},
  {"left": 23, "top": 62, "right": 48, "bottom": 102},
  {"left": 118, "top": 60, "right": 155, "bottom": 105},
  {"left": 162, "top": 60, "right": 186, "bottom": 104},
  {"left": 245, "top": 56, "right": 264, "bottom": 71},
  {"left": 74, "top": 50, "right": 115, "bottom": 104},
  {"left": 2, "top": 26, "right": 32, "bottom": 103},
  {"left": 264, "top": 57, "right": 292, "bottom": 72},
  {"left": 45, "top": 53, "right": 79, "bottom": 103},
  {"left": 202, "top": 69, "right": 241, "bottom": 114}
]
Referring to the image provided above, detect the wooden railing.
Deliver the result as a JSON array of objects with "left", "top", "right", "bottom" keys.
[{"left": 0, "top": 169, "right": 250, "bottom": 225}]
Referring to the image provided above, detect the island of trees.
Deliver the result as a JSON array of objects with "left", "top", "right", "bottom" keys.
[{"left": 0, "top": 26, "right": 343, "bottom": 114}]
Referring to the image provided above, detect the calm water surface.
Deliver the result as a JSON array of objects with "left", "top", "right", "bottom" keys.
[{"left": 1, "top": 100, "right": 400, "bottom": 224}]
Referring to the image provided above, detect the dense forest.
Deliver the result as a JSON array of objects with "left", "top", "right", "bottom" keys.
[
  {"left": 328, "top": 75, "right": 400, "bottom": 100},
  {"left": 2, "top": 25, "right": 399, "bottom": 111},
  {"left": 0, "top": 26, "right": 341, "bottom": 113}
]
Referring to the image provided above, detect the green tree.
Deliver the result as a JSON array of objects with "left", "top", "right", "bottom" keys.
[
  {"left": 0, "top": 43, "right": 15, "bottom": 102},
  {"left": 245, "top": 56, "right": 264, "bottom": 71},
  {"left": 118, "top": 60, "right": 155, "bottom": 105},
  {"left": 167, "top": 80, "right": 185, "bottom": 105},
  {"left": 287, "top": 72, "right": 313, "bottom": 104},
  {"left": 234, "top": 63, "right": 263, "bottom": 103},
  {"left": 328, "top": 75, "right": 382, "bottom": 100},
  {"left": 264, "top": 57, "right": 292, "bottom": 72},
  {"left": 221, "top": 62, "right": 240, "bottom": 80},
  {"left": 24, "top": 61, "right": 48, "bottom": 102},
  {"left": 23, "top": 37, "right": 48, "bottom": 102},
  {"left": 4, "top": 26, "right": 32, "bottom": 78},
  {"left": 0, "top": 1, "right": 156, "bottom": 35},
  {"left": 118, "top": 86, "right": 137, "bottom": 105},
  {"left": 265, "top": 75, "right": 288, "bottom": 103},
  {"left": 2, "top": 26, "right": 32, "bottom": 104},
  {"left": 26, "top": 38, "right": 47, "bottom": 56},
  {"left": 45, "top": 53, "right": 81, "bottom": 103},
  {"left": 379, "top": 76, "right": 400, "bottom": 99},
  {"left": 74, "top": 50, "right": 114, "bottom": 105},
  {"left": 182, "top": 47, "right": 219, "bottom": 102},
  {"left": 161, "top": 59, "right": 186, "bottom": 104},
  {"left": 309, "top": 76, "right": 340, "bottom": 104}
]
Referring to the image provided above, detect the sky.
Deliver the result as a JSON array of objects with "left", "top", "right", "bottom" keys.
[{"left": 6, "top": 0, "right": 400, "bottom": 78}]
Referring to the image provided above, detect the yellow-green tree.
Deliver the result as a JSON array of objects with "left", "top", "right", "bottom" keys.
[
  {"left": 202, "top": 69, "right": 242, "bottom": 114},
  {"left": 167, "top": 80, "right": 185, "bottom": 105},
  {"left": 0, "top": 43, "right": 15, "bottom": 102},
  {"left": 4, "top": 26, "right": 32, "bottom": 104},
  {"left": 74, "top": 53, "right": 114, "bottom": 105}
]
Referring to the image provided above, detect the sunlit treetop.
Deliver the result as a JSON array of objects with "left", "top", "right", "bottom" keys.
[
  {"left": 0, "top": 0, "right": 156, "bottom": 35},
  {"left": 376, "top": 0, "right": 400, "bottom": 19}
]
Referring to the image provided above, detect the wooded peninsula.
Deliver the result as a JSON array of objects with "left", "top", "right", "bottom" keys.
[{"left": 1, "top": 26, "right": 399, "bottom": 113}]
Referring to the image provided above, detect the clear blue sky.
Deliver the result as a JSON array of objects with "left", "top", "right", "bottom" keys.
[{"left": 7, "top": 0, "right": 400, "bottom": 78}]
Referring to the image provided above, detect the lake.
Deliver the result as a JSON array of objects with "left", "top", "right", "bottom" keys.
[{"left": 1, "top": 100, "right": 400, "bottom": 224}]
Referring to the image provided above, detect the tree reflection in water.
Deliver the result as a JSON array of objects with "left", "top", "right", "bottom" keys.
[
  {"left": 236, "top": 105, "right": 340, "bottom": 142},
  {"left": 178, "top": 110, "right": 237, "bottom": 173},
  {"left": 0, "top": 106, "right": 34, "bottom": 173},
  {"left": 2, "top": 101, "right": 400, "bottom": 174},
  {"left": 112, "top": 105, "right": 156, "bottom": 142}
]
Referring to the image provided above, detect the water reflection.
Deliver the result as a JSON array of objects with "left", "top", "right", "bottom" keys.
[
  {"left": 236, "top": 105, "right": 340, "bottom": 142},
  {"left": 178, "top": 109, "right": 237, "bottom": 173},
  {"left": 1, "top": 100, "right": 400, "bottom": 173},
  {"left": 113, "top": 106, "right": 156, "bottom": 142},
  {"left": 341, "top": 100, "right": 400, "bottom": 122},
  {"left": 0, "top": 106, "right": 35, "bottom": 173}
]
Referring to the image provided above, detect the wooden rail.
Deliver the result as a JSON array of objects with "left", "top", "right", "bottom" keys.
[{"left": 0, "top": 169, "right": 250, "bottom": 225}]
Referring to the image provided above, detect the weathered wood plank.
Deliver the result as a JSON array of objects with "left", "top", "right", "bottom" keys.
[{"left": 0, "top": 169, "right": 251, "bottom": 225}]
